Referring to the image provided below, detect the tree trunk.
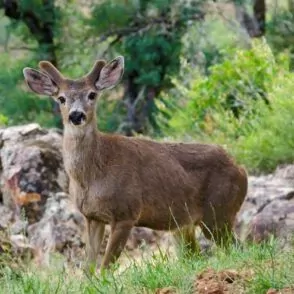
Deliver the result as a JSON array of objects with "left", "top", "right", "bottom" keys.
[
  {"left": 122, "top": 74, "right": 147, "bottom": 136},
  {"left": 289, "top": 0, "right": 294, "bottom": 14},
  {"left": 121, "top": 75, "right": 161, "bottom": 136},
  {"left": 253, "top": 0, "right": 266, "bottom": 36},
  {"left": 235, "top": 0, "right": 266, "bottom": 38}
]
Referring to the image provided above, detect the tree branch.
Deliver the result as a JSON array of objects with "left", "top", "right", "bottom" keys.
[
  {"left": 97, "top": 12, "right": 204, "bottom": 43},
  {"left": 8, "top": 46, "right": 38, "bottom": 51}
]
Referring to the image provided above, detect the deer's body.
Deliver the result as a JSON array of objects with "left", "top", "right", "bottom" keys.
[
  {"left": 64, "top": 126, "right": 204, "bottom": 231},
  {"left": 23, "top": 56, "right": 247, "bottom": 273}
]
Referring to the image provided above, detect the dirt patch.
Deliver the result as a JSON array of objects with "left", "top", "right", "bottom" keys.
[
  {"left": 155, "top": 286, "right": 177, "bottom": 294},
  {"left": 194, "top": 268, "right": 252, "bottom": 294}
]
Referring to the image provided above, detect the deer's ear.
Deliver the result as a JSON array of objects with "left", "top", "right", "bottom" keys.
[
  {"left": 86, "top": 60, "right": 106, "bottom": 85},
  {"left": 23, "top": 68, "right": 58, "bottom": 96},
  {"left": 95, "top": 56, "right": 124, "bottom": 90}
]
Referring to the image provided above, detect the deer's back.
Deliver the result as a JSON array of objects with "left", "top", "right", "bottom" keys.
[{"left": 165, "top": 142, "right": 235, "bottom": 171}]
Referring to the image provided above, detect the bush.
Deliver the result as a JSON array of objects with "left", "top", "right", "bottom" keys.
[
  {"left": 163, "top": 40, "right": 294, "bottom": 173},
  {"left": 167, "top": 39, "right": 276, "bottom": 136},
  {"left": 231, "top": 70, "right": 294, "bottom": 172}
]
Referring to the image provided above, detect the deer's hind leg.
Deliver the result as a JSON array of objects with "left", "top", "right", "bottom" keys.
[
  {"left": 200, "top": 170, "right": 247, "bottom": 248},
  {"left": 173, "top": 224, "right": 200, "bottom": 258},
  {"left": 200, "top": 214, "right": 237, "bottom": 248},
  {"left": 200, "top": 185, "right": 241, "bottom": 248}
]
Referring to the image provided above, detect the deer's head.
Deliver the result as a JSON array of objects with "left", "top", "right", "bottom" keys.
[{"left": 23, "top": 57, "right": 124, "bottom": 127}]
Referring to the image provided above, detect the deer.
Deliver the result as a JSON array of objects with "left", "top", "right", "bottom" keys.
[{"left": 23, "top": 56, "right": 248, "bottom": 274}]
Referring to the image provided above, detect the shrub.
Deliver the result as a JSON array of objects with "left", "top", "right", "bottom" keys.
[
  {"left": 163, "top": 40, "right": 294, "bottom": 173},
  {"left": 167, "top": 39, "right": 277, "bottom": 137}
]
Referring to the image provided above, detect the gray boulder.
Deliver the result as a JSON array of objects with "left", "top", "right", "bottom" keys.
[
  {"left": 0, "top": 124, "right": 68, "bottom": 223},
  {"left": 27, "top": 192, "right": 85, "bottom": 264},
  {"left": 236, "top": 165, "right": 294, "bottom": 244}
]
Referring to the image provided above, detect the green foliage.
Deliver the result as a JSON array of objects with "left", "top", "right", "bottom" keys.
[
  {"left": 182, "top": 16, "right": 240, "bottom": 75},
  {"left": 5, "top": 0, "right": 62, "bottom": 47},
  {"left": 0, "top": 54, "right": 58, "bottom": 127},
  {"left": 167, "top": 39, "right": 277, "bottom": 137},
  {"left": 164, "top": 40, "right": 294, "bottom": 173},
  {"left": 124, "top": 30, "right": 183, "bottom": 87},
  {"left": 88, "top": 0, "right": 206, "bottom": 134},
  {"left": 90, "top": 1, "right": 138, "bottom": 33},
  {"left": 96, "top": 97, "right": 126, "bottom": 133},
  {"left": 2, "top": 0, "right": 294, "bottom": 172},
  {"left": 267, "top": 7, "right": 294, "bottom": 53},
  {"left": 229, "top": 69, "right": 294, "bottom": 172}
]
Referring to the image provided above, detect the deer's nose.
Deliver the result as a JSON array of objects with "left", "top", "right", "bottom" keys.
[{"left": 69, "top": 111, "right": 86, "bottom": 125}]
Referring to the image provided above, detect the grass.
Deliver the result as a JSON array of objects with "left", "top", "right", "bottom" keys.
[{"left": 0, "top": 238, "right": 294, "bottom": 294}]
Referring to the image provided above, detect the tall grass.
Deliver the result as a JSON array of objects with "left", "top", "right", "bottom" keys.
[{"left": 0, "top": 239, "right": 293, "bottom": 294}]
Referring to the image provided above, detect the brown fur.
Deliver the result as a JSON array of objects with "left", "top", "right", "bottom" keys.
[{"left": 23, "top": 57, "right": 248, "bottom": 273}]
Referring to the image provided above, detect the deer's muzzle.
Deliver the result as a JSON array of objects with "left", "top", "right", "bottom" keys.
[{"left": 69, "top": 111, "right": 86, "bottom": 125}]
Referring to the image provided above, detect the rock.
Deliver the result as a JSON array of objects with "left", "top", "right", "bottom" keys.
[
  {"left": 0, "top": 124, "right": 68, "bottom": 223},
  {"left": 247, "top": 196, "right": 294, "bottom": 243},
  {"left": 10, "top": 234, "right": 34, "bottom": 258},
  {"left": 0, "top": 206, "right": 32, "bottom": 260},
  {"left": 99, "top": 226, "right": 166, "bottom": 257},
  {"left": 0, "top": 204, "right": 13, "bottom": 229},
  {"left": 27, "top": 192, "right": 85, "bottom": 264},
  {"left": 0, "top": 228, "right": 33, "bottom": 260},
  {"left": 126, "top": 227, "right": 159, "bottom": 250},
  {"left": 236, "top": 164, "right": 294, "bottom": 244},
  {"left": 10, "top": 219, "right": 28, "bottom": 235}
]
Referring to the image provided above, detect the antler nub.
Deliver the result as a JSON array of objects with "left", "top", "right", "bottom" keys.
[{"left": 39, "top": 61, "right": 64, "bottom": 85}]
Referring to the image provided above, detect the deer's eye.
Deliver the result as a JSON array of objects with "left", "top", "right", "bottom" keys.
[
  {"left": 58, "top": 96, "right": 66, "bottom": 104},
  {"left": 88, "top": 92, "right": 97, "bottom": 101}
]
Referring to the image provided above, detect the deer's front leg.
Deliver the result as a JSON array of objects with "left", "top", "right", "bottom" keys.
[
  {"left": 99, "top": 220, "right": 133, "bottom": 272},
  {"left": 85, "top": 219, "right": 105, "bottom": 273}
]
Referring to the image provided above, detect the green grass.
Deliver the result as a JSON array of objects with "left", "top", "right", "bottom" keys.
[{"left": 0, "top": 239, "right": 294, "bottom": 294}]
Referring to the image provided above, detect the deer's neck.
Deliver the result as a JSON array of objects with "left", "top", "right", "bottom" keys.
[
  {"left": 63, "top": 121, "right": 98, "bottom": 146},
  {"left": 63, "top": 121, "right": 103, "bottom": 183}
]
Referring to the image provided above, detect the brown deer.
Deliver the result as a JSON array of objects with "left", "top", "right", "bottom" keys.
[{"left": 23, "top": 56, "right": 248, "bottom": 273}]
